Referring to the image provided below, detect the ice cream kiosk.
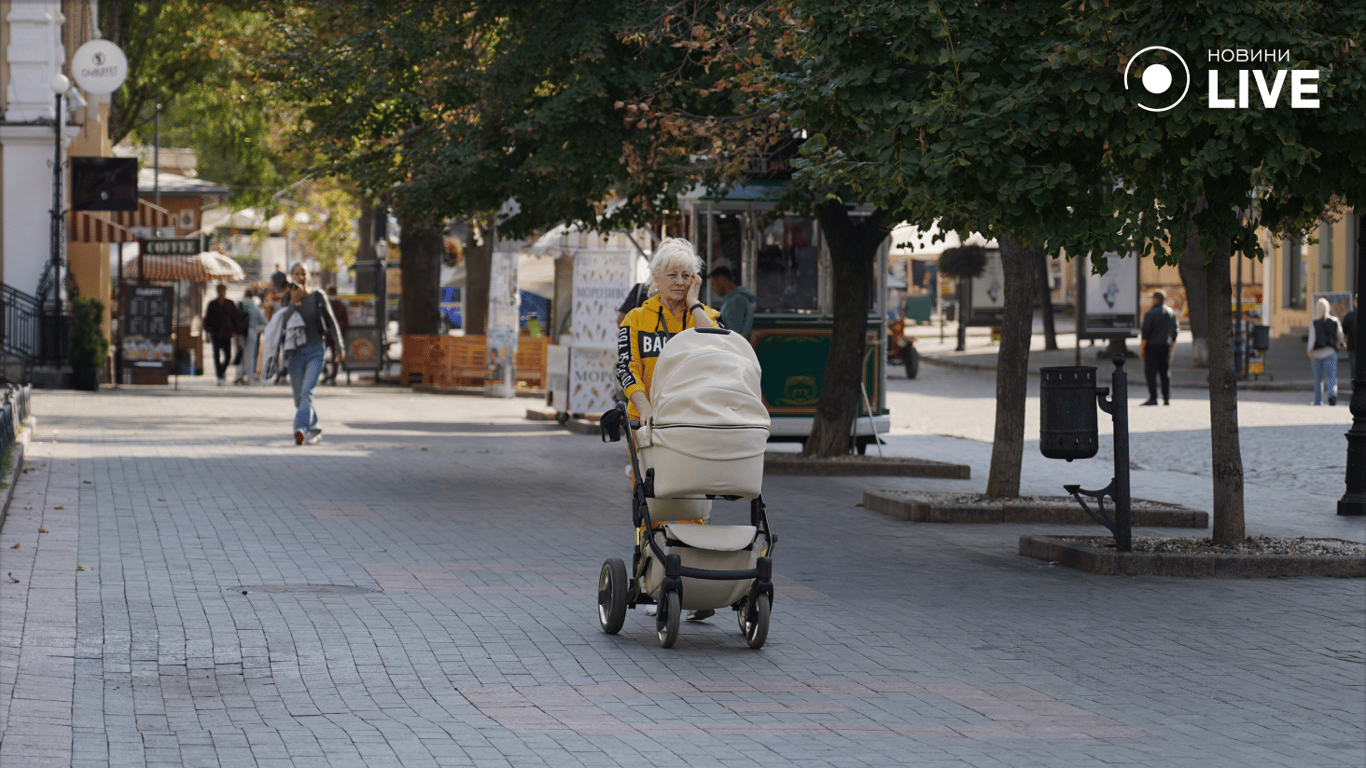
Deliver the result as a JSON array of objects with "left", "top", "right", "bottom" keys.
[{"left": 679, "top": 182, "right": 891, "bottom": 452}]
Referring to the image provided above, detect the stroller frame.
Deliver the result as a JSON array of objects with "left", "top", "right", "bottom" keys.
[{"left": 599, "top": 401, "right": 777, "bottom": 648}]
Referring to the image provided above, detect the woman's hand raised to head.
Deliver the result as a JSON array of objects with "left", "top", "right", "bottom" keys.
[{"left": 684, "top": 271, "right": 702, "bottom": 308}]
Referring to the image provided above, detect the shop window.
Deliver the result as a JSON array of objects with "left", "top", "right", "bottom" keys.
[
  {"left": 756, "top": 217, "right": 819, "bottom": 311},
  {"left": 1284, "top": 241, "right": 1306, "bottom": 310}
]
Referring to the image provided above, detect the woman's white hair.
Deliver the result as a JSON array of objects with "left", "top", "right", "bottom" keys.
[
  {"left": 1315, "top": 296, "right": 1331, "bottom": 320},
  {"left": 649, "top": 238, "right": 702, "bottom": 287}
]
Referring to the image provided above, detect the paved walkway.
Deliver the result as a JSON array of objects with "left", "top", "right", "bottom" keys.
[
  {"left": 1, "top": 380, "right": 1362, "bottom": 767},
  {"left": 908, "top": 315, "right": 1355, "bottom": 394}
]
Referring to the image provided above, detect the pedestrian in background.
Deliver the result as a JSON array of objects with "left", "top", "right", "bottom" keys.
[
  {"left": 1343, "top": 293, "right": 1357, "bottom": 389},
  {"left": 203, "top": 283, "right": 242, "bottom": 386},
  {"left": 238, "top": 289, "right": 266, "bottom": 384},
  {"left": 1139, "top": 290, "right": 1178, "bottom": 406},
  {"left": 277, "top": 263, "right": 345, "bottom": 444},
  {"left": 706, "top": 264, "right": 756, "bottom": 339},
  {"left": 616, "top": 281, "right": 650, "bottom": 325},
  {"left": 324, "top": 285, "right": 350, "bottom": 385},
  {"left": 1307, "top": 296, "right": 1346, "bottom": 406}
]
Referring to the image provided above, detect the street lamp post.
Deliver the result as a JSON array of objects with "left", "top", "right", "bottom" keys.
[
  {"left": 48, "top": 73, "right": 69, "bottom": 367},
  {"left": 1338, "top": 215, "right": 1365, "bottom": 516}
]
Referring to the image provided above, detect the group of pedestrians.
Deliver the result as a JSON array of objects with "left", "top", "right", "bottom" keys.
[
  {"left": 203, "top": 263, "right": 348, "bottom": 445},
  {"left": 202, "top": 283, "right": 265, "bottom": 386},
  {"left": 1139, "top": 288, "right": 1358, "bottom": 408}
]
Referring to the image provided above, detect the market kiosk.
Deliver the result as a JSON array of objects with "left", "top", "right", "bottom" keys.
[{"left": 679, "top": 183, "right": 891, "bottom": 451}]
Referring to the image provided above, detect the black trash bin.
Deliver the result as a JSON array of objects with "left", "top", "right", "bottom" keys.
[
  {"left": 1251, "top": 324, "right": 1270, "bottom": 351},
  {"left": 1039, "top": 366, "right": 1099, "bottom": 460}
]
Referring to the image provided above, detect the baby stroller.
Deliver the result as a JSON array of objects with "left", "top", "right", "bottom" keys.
[{"left": 598, "top": 327, "right": 776, "bottom": 649}]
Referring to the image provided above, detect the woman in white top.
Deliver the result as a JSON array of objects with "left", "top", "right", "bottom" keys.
[{"left": 1307, "top": 297, "right": 1346, "bottom": 405}]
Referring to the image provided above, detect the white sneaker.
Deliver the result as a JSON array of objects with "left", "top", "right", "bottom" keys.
[
  {"left": 643, "top": 604, "right": 657, "bottom": 616},
  {"left": 217, "top": 377, "right": 226, "bottom": 386},
  {"left": 294, "top": 429, "right": 306, "bottom": 445},
  {"left": 305, "top": 428, "right": 323, "bottom": 445}
]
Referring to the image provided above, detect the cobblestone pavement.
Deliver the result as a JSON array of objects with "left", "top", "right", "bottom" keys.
[
  {"left": 1, "top": 379, "right": 1362, "bottom": 767},
  {"left": 885, "top": 353, "right": 1366, "bottom": 539}
]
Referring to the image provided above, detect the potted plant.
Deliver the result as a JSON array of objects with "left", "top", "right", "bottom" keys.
[{"left": 68, "top": 296, "right": 108, "bottom": 391}]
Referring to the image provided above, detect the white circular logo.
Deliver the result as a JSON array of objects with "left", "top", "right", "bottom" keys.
[
  {"left": 72, "top": 39, "right": 128, "bottom": 95},
  {"left": 1124, "top": 46, "right": 1190, "bottom": 113}
]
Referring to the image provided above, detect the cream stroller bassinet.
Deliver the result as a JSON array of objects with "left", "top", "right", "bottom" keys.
[{"left": 598, "top": 326, "right": 776, "bottom": 648}]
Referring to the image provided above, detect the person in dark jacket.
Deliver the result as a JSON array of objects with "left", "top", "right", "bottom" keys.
[
  {"left": 1139, "top": 290, "right": 1179, "bottom": 405},
  {"left": 203, "top": 283, "right": 243, "bottom": 385},
  {"left": 323, "top": 285, "right": 351, "bottom": 384}
]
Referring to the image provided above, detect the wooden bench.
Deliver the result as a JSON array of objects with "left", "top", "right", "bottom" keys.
[
  {"left": 514, "top": 336, "right": 548, "bottom": 388},
  {"left": 402, "top": 333, "right": 548, "bottom": 389}
]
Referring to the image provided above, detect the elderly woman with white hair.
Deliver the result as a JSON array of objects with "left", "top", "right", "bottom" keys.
[
  {"left": 615, "top": 237, "right": 723, "bottom": 622},
  {"left": 616, "top": 238, "right": 722, "bottom": 425},
  {"left": 1307, "top": 296, "right": 1346, "bottom": 405}
]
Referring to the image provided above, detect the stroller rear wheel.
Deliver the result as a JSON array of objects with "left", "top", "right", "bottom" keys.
[
  {"left": 740, "top": 594, "right": 770, "bottom": 649},
  {"left": 657, "top": 591, "right": 681, "bottom": 648},
  {"left": 598, "top": 558, "right": 628, "bottom": 634}
]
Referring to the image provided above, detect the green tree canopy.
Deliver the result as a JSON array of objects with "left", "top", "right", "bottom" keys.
[{"left": 777, "top": 0, "right": 1366, "bottom": 537}]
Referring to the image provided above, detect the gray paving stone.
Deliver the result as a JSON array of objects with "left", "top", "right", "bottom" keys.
[{"left": 0, "top": 383, "right": 1360, "bottom": 767}]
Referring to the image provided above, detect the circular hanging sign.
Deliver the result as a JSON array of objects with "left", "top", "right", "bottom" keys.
[{"left": 71, "top": 39, "right": 128, "bottom": 95}]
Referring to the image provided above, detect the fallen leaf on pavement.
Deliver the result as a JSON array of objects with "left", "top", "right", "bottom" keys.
[
  {"left": 83, "top": 481, "right": 91, "bottom": 484},
  {"left": 76, "top": 566, "right": 87, "bottom": 571},
  {"left": 8, "top": 573, "right": 18, "bottom": 583},
  {"left": 54, "top": 506, "right": 64, "bottom": 510},
  {"left": 9, "top": 544, "right": 18, "bottom": 549},
  {"left": 38, "top": 528, "right": 47, "bottom": 533}
]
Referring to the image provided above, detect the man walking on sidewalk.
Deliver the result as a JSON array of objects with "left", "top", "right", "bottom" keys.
[
  {"left": 1139, "top": 290, "right": 1178, "bottom": 405},
  {"left": 203, "top": 283, "right": 243, "bottom": 386}
]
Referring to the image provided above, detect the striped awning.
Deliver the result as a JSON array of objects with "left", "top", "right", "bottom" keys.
[
  {"left": 69, "top": 200, "right": 175, "bottom": 243},
  {"left": 123, "top": 251, "right": 246, "bottom": 282}
]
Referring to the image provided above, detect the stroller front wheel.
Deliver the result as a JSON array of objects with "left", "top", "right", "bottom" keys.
[
  {"left": 657, "top": 591, "right": 681, "bottom": 648},
  {"left": 741, "top": 594, "right": 770, "bottom": 649},
  {"left": 598, "top": 558, "right": 628, "bottom": 634}
]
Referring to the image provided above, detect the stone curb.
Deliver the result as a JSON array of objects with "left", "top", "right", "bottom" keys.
[
  {"left": 1018, "top": 534, "right": 1366, "bottom": 577},
  {"left": 919, "top": 354, "right": 1330, "bottom": 392},
  {"left": 0, "top": 416, "right": 36, "bottom": 534},
  {"left": 864, "top": 490, "right": 1207, "bottom": 527},
  {"left": 765, "top": 455, "right": 971, "bottom": 478},
  {"left": 412, "top": 384, "right": 545, "bottom": 399}
]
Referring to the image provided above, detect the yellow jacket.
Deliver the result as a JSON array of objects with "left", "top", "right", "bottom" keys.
[{"left": 617, "top": 294, "right": 721, "bottom": 421}]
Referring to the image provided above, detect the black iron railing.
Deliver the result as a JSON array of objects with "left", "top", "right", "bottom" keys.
[
  {"left": 0, "top": 384, "right": 31, "bottom": 462},
  {"left": 2, "top": 283, "right": 68, "bottom": 379}
]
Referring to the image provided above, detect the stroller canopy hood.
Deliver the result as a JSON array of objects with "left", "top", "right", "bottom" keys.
[{"left": 648, "top": 328, "right": 769, "bottom": 430}]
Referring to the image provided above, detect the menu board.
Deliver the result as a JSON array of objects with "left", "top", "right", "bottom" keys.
[
  {"left": 338, "top": 294, "right": 377, "bottom": 327},
  {"left": 122, "top": 284, "right": 175, "bottom": 369}
]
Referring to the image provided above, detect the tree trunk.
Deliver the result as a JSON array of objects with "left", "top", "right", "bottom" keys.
[
  {"left": 984, "top": 234, "right": 1041, "bottom": 498},
  {"left": 1179, "top": 220, "right": 1210, "bottom": 368},
  {"left": 803, "top": 202, "right": 893, "bottom": 458},
  {"left": 1206, "top": 230, "right": 1245, "bottom": 544},
  {"left": 398, "top": 215, "right": 442, "bottom": 337},
  {"left": 462, "top": 222, "right": 492, "bottom": 336},
  {"left": 1035, "top": 249, "right": 1058, "bottom": 350},
  {"left": 355, "top": 199, "right": 376, "bottom": 265}
]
